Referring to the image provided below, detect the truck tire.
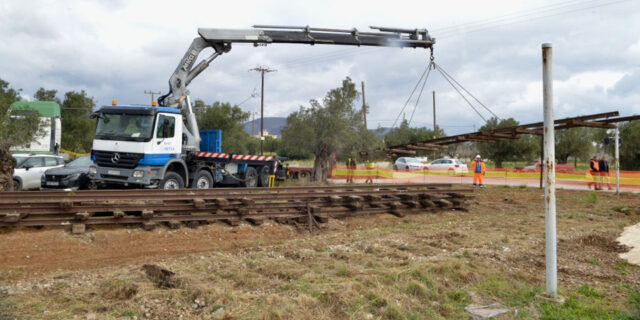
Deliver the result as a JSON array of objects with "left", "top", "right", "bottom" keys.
[
  {"left": 159, "top": 172, "right": 184, "bottom": 189},
  {"left": 257, "top": 165, "right": 270, "bottom": 187},
  {"left": 241, "top": 166, "right": 258, "bottom": 188},
  {"left": 192, "top": 170, "right": 213, "bottom": 189},
  {"left": 297, "top": 170, "right": 311, "bottom": 182}
]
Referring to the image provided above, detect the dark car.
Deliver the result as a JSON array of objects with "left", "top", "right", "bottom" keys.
[{"left": 41, "top": 156, "right": 96, "bottom": 190}]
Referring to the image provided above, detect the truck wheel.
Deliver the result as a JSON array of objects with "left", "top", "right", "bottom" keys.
[
  {"left": 298, "top": 170, "right": 311, "bottom": 182},
  {"left": 159, "top": 172, "right": 184, "bottom": 189},
  {"left": 241, "top": 167, "right": 258, "bottom": 188},
  {"left": 257, "top": 166, "right": 270, "bottom": 187},
  {"left": 12, "top": 179, "right": 21, "bottom": 191},
  {"left": 192, "top": 170, "right": 213, "bottom": 189}
]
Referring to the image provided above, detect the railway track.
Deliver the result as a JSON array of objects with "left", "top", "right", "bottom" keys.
[{"left": 0, "top": 184, "right": 472, "bottom": 233}]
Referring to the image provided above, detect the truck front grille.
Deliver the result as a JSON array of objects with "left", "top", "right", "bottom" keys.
[{"left": 94, "top": 150, "right": 144, "bottom": 169}]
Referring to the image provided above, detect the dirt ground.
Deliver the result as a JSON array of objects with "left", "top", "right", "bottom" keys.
[{"left": 0, "top": 186, "right": 639, "bottom": 319}]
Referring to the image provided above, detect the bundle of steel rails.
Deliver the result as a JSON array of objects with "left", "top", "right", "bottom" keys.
[{"left": 0, "top": 184, "right": 472, "bottom": 233}]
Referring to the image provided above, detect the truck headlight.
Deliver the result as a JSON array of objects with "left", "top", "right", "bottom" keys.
[
  {"left": 132, "top": 170, "right": 144, "bottom": 178},
  {"left": 89, "top": 166, "right": 97, "bottom": 175}
]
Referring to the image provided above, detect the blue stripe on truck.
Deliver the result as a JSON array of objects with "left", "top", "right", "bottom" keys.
[{"left": 137, "top": 153, "right": 176, "bottom": 166}]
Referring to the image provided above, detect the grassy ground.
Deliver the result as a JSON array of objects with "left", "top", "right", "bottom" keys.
[{"left": 0, "top": 186, "right": 639, "bottom": 319}]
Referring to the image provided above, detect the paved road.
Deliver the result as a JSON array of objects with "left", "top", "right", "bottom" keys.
[{"left": 332, "top": 174, "right": 639, "bottom": 193}]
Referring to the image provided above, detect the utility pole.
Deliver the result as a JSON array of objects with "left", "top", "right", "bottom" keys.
[
  {"left": 432, "top": 91, "right": 436, "bottom": 160},
  {"left": 361, "top": 81, "right": 367, "bottom": 129},
  {"left": 615, "top": 123, "right": 620, "bottom": 194},
  {"left": 144, "top": 90, "right": 161, "bottom": 104},
  {"left": 251, "top": 112, "right": 256, "bottom": 137},
  {"left": 542, "top": 43, "right": 558, "bottom": 300},
  {"left": 250, "top": 66, "right": 277, "bottom": 155}
]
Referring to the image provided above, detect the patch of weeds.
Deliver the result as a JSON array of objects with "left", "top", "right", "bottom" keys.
[
  {"left": 587, "top": 258, "right": 602, "bottom": 266},
  {"left": 578, "top": 284, "right": 602, "bottom": 298},
  {"left": 446, "top": 289, "right": 470, "bottom": 304},
  {"left": 365, "top": 291, "right": 387, "bottom": 309},
  {"left": 406, "top": 281, "right": 429, "bottom": 298},
  {"left": 480, "top": 276, "right": 539, "bottom": 306},
  {"left": 587, "top": 192, "right": 599, "bottom": 204},
  {"left": 121, "top": 309, "right": 139, "bottom": 317},
  {"left": 99, "top": 279, "right": 138, "bottom": 300},
  {"left": 537, "top": 293, "right": 628, "bottom": 320},
  {"left": 409, "top": 268, "right": 434, "bottom": 288},
  {"left": 336, "top": 265, "right": 351, "bottom": 277},
  {"left": 382, "top": 304, "right": 403, "bottom": 320},
  {"left": 500, "top": 185, "right": 511, "bottom": 189},
  {"left": 620, "top": 284, "right": 640, "bottom": 318}
]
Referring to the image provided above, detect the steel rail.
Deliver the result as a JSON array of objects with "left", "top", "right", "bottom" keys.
[{"left": 0, "top": 183, "right": 452, "bottom": 199}]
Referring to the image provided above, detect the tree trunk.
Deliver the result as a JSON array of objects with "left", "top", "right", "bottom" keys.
[
  {"left": 495, "top": 160, "right": 503, "bottom": 169},
  {"left": 312, "top": 149, "right": 330, "bottom": 184},
  {"left": 0, "top": 143, "right": 17, "bottom": 191}
]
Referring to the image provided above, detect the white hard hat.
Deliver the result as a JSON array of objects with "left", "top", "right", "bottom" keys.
[{"left": 475, "top": 155, "right": 481, "bottom": 159}]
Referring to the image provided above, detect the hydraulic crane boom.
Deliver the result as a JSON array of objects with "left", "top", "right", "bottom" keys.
[
  {"left": 157, "top": 25, "right": 434, "bottom": 150},
  {"left": 158, "top": 25, "right": 435, "bottom": 108}
]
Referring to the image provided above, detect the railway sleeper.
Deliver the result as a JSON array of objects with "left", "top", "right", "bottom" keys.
[{"left": 2, "top": 212, "right": 26, "bottom": 223}]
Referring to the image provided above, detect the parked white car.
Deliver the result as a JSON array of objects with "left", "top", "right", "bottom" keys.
[
  {"left": 394, "top": 157, "right": 428, "bottom": 170},
  {"left": 424, "top": 158, "right": 469, "bottom": 174},
  {"left": 12, "top": 154, "right": 65, "bottom": 190}
]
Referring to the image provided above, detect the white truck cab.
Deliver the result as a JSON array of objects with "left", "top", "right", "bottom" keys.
[{"left": 90, "top": 105, "right": 188, "bottom": 188}]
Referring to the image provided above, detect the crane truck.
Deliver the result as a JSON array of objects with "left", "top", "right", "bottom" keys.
[{"left": 88, "top": 25, "right": 435, "bottom": 189}]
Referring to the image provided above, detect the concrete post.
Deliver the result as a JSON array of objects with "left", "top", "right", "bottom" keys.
[
  {"left": 615, "top": 123, "right": 620, "bottom": 194},
  {"left": 542, "top": 43, "right": 557, "bottom": 298}
]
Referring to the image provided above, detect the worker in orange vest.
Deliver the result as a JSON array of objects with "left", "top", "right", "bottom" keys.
[
  {"left": 470, "top": 155, "right": 486, "bottom": 188},
  {"left": 588, "top": 155, "right": 600, "bottom": 190}
]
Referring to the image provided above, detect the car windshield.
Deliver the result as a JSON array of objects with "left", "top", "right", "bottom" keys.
[
  {"left": 95, "top": 113, "right": 154, "bottom": 141},
  {"left": 66, "top": 156, "right": 93, "bottom": 168},
  {"left": 455, "top": 160, "right": 464, "bottom": 164},
  {"left": 406, "top": 158, "right": 422, "bottom": 164}
]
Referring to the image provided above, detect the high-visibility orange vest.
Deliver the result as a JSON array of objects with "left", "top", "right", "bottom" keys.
[{"left": 471, "top": 160, "right": 485, "bottom": 174}]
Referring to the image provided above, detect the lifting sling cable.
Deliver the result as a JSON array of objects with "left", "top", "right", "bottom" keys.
[
  {"left": 435, "top": 64, "right": 488, "bottom": 123},
  {"left": 408, "top": 65, "right": 432, "bottom": 126},
  {"left": 391, "top": 64, "right": 431, "bottom": 128},
  {"left": 435, "top": 63, "right": 501, "bottom": 120}
]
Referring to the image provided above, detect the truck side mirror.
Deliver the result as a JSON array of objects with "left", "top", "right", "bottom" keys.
[{"left": 162, "top": 119, "right": 170, "bottom": 138}]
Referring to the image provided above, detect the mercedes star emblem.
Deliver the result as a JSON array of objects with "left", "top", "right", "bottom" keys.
[{"left": 111, "top": 153, "right": 121, "bottom": 163}]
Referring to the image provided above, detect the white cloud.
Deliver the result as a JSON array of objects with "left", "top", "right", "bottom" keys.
[{"left": 1, "top": 0, "right": 639, "bottom": 136}]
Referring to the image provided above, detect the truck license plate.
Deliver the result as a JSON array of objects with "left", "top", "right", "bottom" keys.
[
  {"left": 47, "top": 181, "right": 59, "bottom": 186},
  {"left": 107, "top": 170, "right": 121, "bottom": 175}
]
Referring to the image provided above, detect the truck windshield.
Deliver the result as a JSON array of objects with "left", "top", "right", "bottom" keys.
[{"left": 95, "top": 113, "right": 155, "bottom": 141}]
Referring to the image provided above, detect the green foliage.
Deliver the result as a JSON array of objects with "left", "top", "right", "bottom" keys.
[
  {"left": 34, "top": 88, "right": 61, "bottom": 104},
  {"left": 0, "top": 79, "right": 42, "bottom": 147},
  {"left": 281, "top": 77, "right": 381, "bottom": 181},
  {"left": 59, "top": 90, "right": 96, "bottom": 153},
  {"left": 618, "top": 121, "right": 640, "bottom": 170},
  {"left": 555, "top": 127, "right": 595, "bottom": 164},
  {"left": 475, "top": 117, "right": 538, "bottom": 168},
  {"left": 383, "top": 119, "right": 445, "bottom": 157},
  {"left": 194, "top": 100, "right": 253, "bottom": 154}
]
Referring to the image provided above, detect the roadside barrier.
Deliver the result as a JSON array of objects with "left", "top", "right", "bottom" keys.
[{"left": 331, "top": 165, "right": 640, "bottom": 191}]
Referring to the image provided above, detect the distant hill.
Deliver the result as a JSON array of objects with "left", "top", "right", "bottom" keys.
[
  {"left": 243, "top": 117, "right": 392, "bottom": 138},
  {"left": 243, "top": 117, "right": 287, "bottom": 137}
]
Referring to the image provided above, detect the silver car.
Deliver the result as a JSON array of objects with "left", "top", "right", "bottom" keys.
[
  {"left": 424, "top": 158, "right": 469, "bottom": 174},
  {"left": 12, "top": 154, "right": 65, "bottom": 190},
  {"left": 394, "top": 157, "right": 428, "bottom": 170}
]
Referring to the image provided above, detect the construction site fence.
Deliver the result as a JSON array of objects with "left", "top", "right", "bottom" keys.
[{"left": 330, "top": 165, "right": 640, "bottom": 191}]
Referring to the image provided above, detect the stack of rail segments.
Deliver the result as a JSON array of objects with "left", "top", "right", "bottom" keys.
[{"left": 0, "top": 184, "right": 471, "bottom": 234}]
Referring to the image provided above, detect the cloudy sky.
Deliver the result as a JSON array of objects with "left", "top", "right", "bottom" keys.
[{"left": 1, "top": 0, "right": 638, "bottom": 135}]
